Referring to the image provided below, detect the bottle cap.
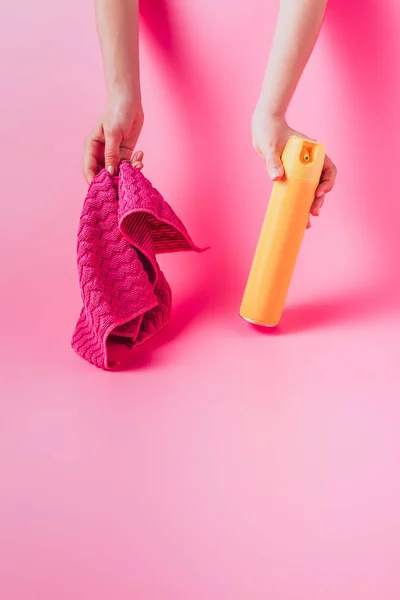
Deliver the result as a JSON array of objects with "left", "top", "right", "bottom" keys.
[{"left": 282, "top": 136, "right": 325, "bottom": 182}]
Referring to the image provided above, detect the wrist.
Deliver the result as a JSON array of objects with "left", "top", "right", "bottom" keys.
[
  {"left": 108, "top": 87, "right": 142, "bottom": 113},
  {"left": 253, "top": 103, "right": 287, "bottom": 126},
  {"left": 256, "top": 105, "right": 286, "bottom": 122},
  {"left": 256, "top": 90, "right": 287, "bottom": 120},
  {"left": 107, "top": 76, "right": 142, "bottom": 106}
]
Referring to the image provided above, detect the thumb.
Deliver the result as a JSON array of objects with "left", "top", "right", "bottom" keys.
[
  {"left": 104, "top": 129, "right": 121, "bottom": 176},
  {"left": 266, "top": 149, "right": 284, "bottom": 181}
]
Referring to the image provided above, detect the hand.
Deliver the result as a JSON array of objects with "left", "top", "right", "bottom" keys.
[
  {"left": 252, "top": 111, "right": 337, "bottom": 228},
  {"left": 83, "top": 95, "right": 144, "bottom": 184}
]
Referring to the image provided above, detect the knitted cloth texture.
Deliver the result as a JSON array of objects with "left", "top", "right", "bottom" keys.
[{"left": 72, "top": 163, "right": 202, "bottom": 369}]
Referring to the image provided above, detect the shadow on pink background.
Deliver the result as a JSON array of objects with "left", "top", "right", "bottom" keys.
[{"left": 1, "top": 0, "right": 400, "bottom": 598}]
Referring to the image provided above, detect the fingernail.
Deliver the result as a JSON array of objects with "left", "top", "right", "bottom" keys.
[
  {"left": 107, "top": 165, "right": 115, "bottom": 175},
  {"left": 271, "top": 168, "right": 282, "bottom": 180},
  {"left": 316, "top": 189, "right": 324, "bottom": 197}
]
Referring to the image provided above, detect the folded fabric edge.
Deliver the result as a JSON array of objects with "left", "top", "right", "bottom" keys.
[
  {"left": 118, "top": 209, "right": 209, "bottom": 254},
  {"left": 104, "top": 302, "right": 170, "bottom": 370},
  {"left": 71, "top": 298, "right": 159, "bottom": 370}
]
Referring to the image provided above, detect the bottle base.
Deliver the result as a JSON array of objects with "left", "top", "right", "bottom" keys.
[{"left": 240, "top": 314, "right": 279, "bottom": 328}]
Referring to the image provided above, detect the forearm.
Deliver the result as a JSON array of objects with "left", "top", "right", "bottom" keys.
[
  {"left": 95, "top": 0, "right": 141, "bottom": 105},
  {"left": 258, "top": 0, "right": 327, "bottom": 117}
]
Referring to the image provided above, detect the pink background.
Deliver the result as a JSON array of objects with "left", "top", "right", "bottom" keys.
[{"left": 1, "top": 0, "right": 400, "bottom": 597}]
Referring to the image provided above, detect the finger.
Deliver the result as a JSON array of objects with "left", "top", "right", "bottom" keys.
[
  {"left": 83, "top": 138, "right": 101, "bottom": 184},
  {"left": 253, "top": 141, "right": 265, "bottom": 159},
  {"left": 130, "top": 150, "right": 144, "bottom": 169},
  {"left": 104, "top": 129, "right": 122, "bottom": 175},
  {"left": 83, "top": 162, "right": 97, "bottom": 185},
  {"left": 266, "top": 150, "right": 285, "bottom": 181},
  {"left": 120, "top": 144, "right": 135, "bottom": 163},
  {"left": 306, "top": 216, "right": 312, "bottom": 229},
  {"left": 315, "top": 158, "right": 337, "bottom": 198},
  {"left": 131, "top": 150, "right": 143, "bottom": 163},
  {"left": 310, "top": 193, "right": 325, "bottom": 217},
  {"left": 315, "top": 174, "right": 335, "bottom": 197}
]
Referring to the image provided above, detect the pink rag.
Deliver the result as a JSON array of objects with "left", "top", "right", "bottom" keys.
[{"left": 72, "top": 162, "right": 203, "bottom": 369}]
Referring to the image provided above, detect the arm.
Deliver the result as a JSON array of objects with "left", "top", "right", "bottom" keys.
[
  {"left": 83, "top": 0, "right": 144, "bottom": 183},
  {"left": 252, "top": 0, "right": 336, "bottom": 223},
  {"left": 96, "top": 0, "right": 141, "bottom": 105},
  {"left": 258, "top": 0, "right": 327, "bottom": 119}
]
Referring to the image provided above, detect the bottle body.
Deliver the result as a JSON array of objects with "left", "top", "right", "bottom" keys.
[{"left": 240, "top": 136, "right": 325, "bottom": 327}]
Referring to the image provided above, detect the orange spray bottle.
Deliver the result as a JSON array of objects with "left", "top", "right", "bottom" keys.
[{"left": 240, "top": 135, "right": 325, "bottom": 327}]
